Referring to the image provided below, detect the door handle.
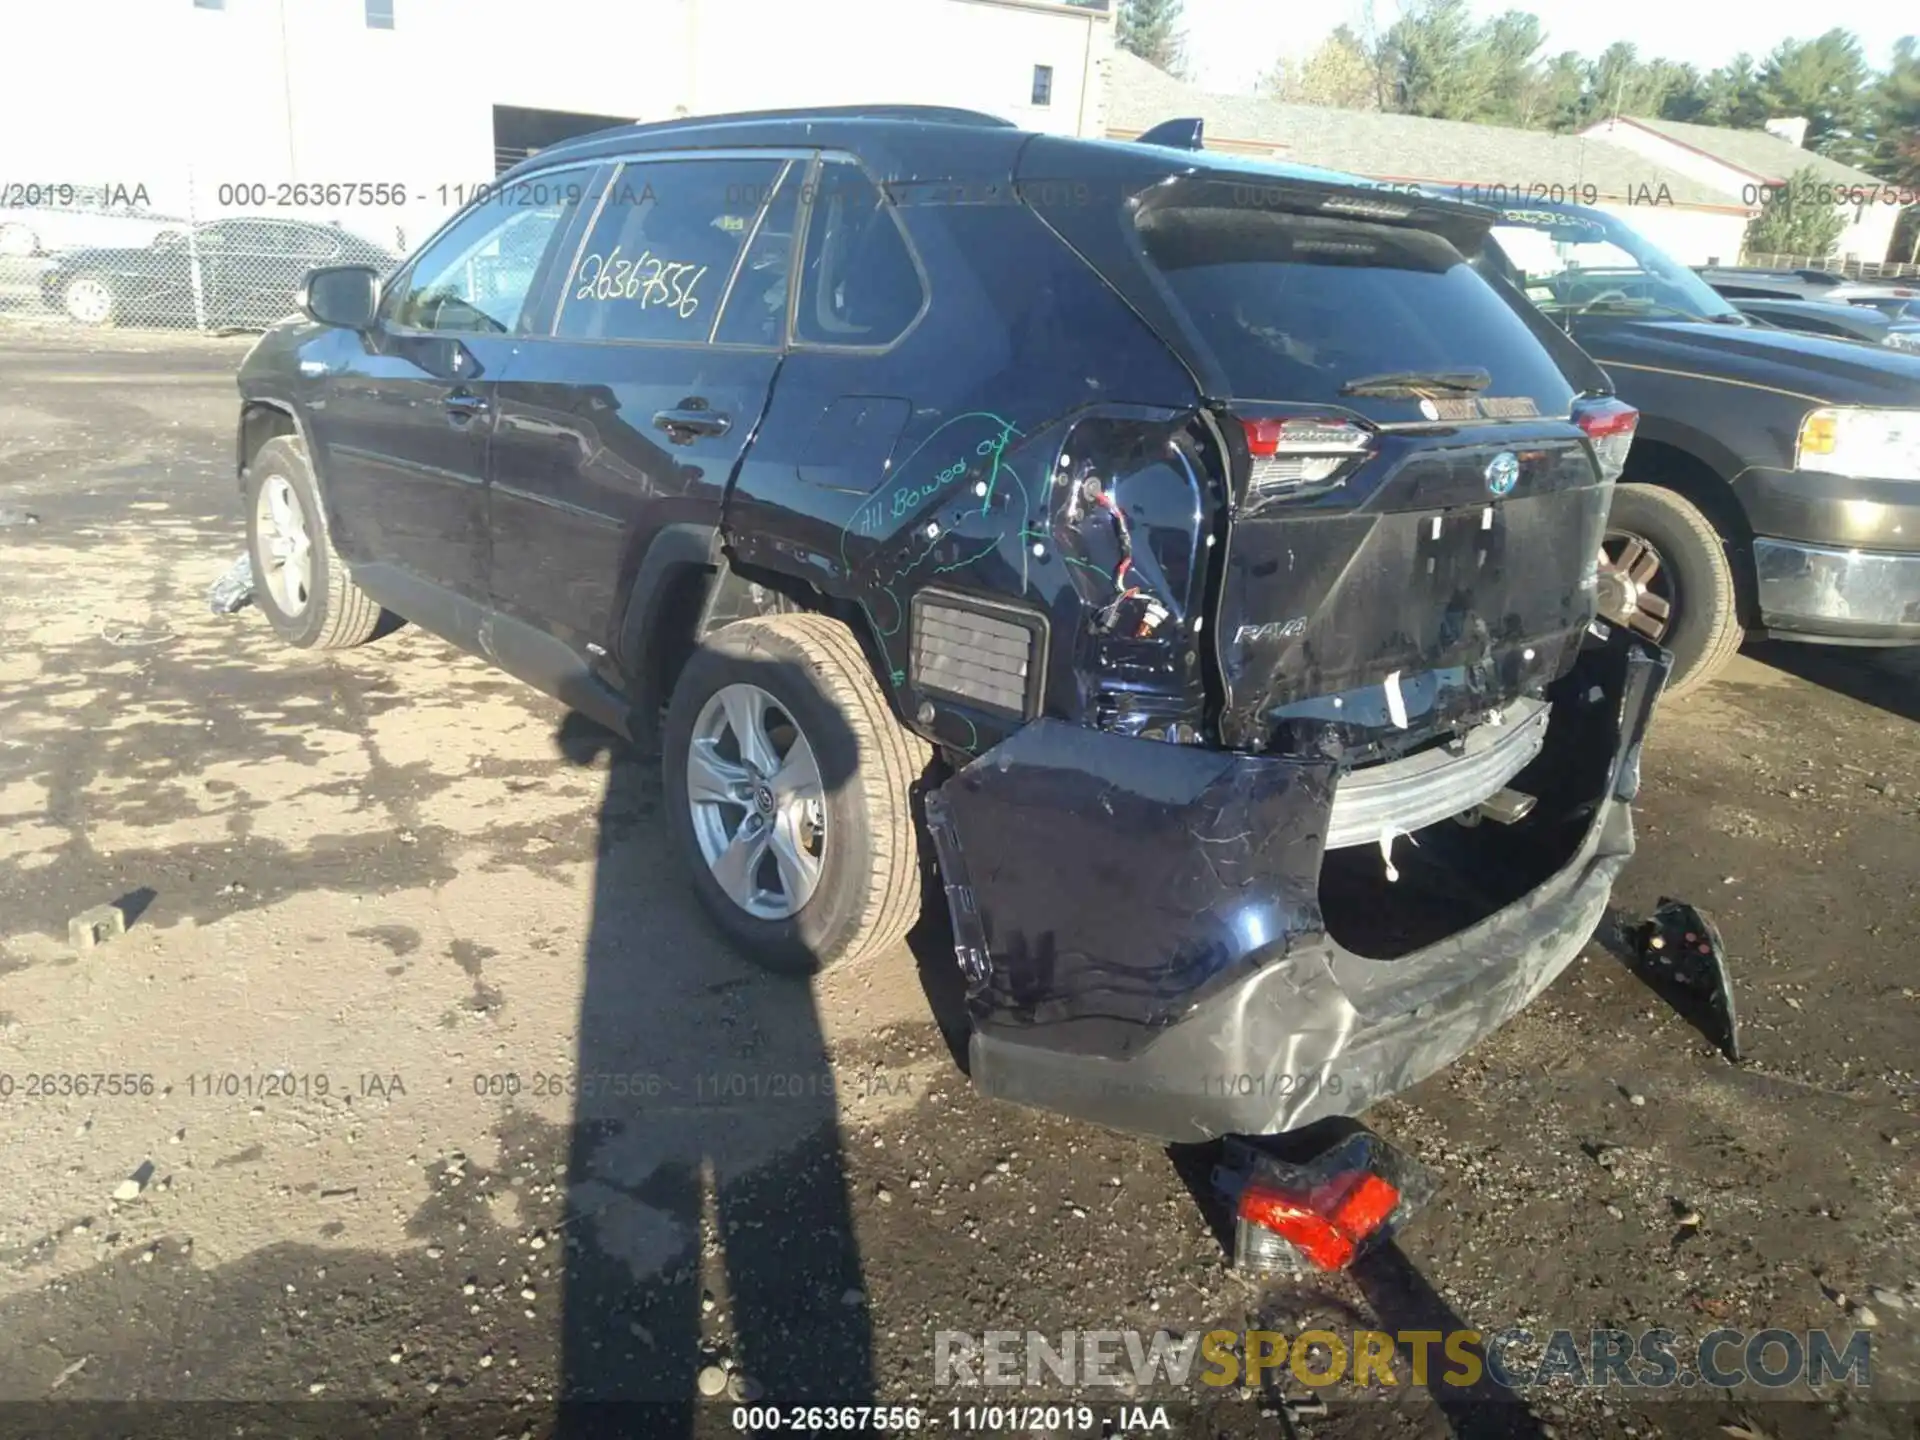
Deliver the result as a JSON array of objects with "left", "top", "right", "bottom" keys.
[
  {"left": 444, "top": 389, "right": 489, "bottom": 424},
  {"left": 652, "top": 406, "right": 731, "bottom": 443}
]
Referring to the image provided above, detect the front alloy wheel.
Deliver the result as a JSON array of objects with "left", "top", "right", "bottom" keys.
[
  {"left": 242, "top": 434, "right": 384, "bottom": 650},
  {"left": 255, "top": 474, "right": 314, "bottom": 616},
  {"left": 685, "top": 683, "right": 827, "bottom": 920}
]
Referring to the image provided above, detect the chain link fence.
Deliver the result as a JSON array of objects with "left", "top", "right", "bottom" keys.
[{"left": 0, "top": 167, "right": 464, "bottom": 334}]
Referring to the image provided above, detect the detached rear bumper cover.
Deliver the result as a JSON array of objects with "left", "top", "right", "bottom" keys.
[{"left": 927, "top": 630, "right": 1669, "bottom": 1142}]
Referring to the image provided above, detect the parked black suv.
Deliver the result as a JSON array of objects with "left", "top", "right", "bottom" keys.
[
  {"left": 234, "top": 109, "right": 1666, "bottom": 1142},
  {"left": 1477, "top": 202, "right": 1920, "bottom": 693}
]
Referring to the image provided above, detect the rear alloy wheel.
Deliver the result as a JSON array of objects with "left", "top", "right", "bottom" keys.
[
  {"left": 663, "top": 613, "right": 931, "bottom": 975},
  {"left": 685, "top": 682, "right": 829, "bottom": 922},
  {"left": 1597, "top": 482, "right": 1743, "bottom": 699},
  {"left": 61, "top": 274, "right": 117, "bottom": 326}
]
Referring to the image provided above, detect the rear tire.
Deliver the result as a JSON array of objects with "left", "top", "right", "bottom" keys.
[
  {"left": 244, "top": 435, "right": 383, "bottom": 650},
  {"left": 1600, "top": 482, "right": 1742, "bottom": 699},
  {"left": 663, "top": 613, "right": 930, "bottom": 975}
]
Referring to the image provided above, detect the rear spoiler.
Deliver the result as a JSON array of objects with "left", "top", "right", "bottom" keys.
[{"left": 1134, "top": 117, "right": 1205, "bottom": 151}]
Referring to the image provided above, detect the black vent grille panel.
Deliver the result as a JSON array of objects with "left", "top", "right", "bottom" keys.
[{"left": 910, "top": 594, "right": 1044, "bottom": 719}]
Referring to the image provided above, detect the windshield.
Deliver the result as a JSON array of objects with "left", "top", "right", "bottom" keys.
[{"left": 1483, "top": 206, "right": 1742, "bottom": 323}]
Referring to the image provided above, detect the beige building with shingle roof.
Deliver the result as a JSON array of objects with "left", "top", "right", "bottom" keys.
[
  {"left": 1580, "top": 115, "right": 1903, "bottom": 266},
  {"left": 1103, "top": 49, "right": 1895, "bottom": 267}
]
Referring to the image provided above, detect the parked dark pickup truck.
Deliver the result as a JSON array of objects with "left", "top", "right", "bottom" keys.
[{"left": 1475, "top": 202, "right": 1920, "bottom": 694}]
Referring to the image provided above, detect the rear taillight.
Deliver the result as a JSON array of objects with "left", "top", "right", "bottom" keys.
[
  {"left": 1214, "top": 1129, "right": 1435, "bottom": 1276},
  {"left": 1574, "top": 396, "right": 1638, "bottom": 482},
  {"left": 1237, "top": 1171, "right": 1401, "bottom": 1270},
  {"left": 1240, "top": 416, "right": 1373, "bottom": 498}
]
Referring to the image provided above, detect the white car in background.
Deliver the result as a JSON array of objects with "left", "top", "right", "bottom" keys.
[{"left": 0, "top": 187, "right": 186, "bottom": 258}]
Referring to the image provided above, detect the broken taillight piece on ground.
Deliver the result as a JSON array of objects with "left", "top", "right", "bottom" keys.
[
  {"left": 1214, "top": 1129, "right": 1435, "bottom": 1275},
  {"left": 1632, "top": 897, "right": 1741, "bottom": 1062}
]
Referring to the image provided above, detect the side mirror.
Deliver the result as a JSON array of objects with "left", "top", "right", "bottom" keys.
[{"left": 298, "top": 264, "right": 380, "bottom": 330}]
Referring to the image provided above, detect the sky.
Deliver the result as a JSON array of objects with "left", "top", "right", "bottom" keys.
[{"left": 1183, "top": 0, "right": 1915, "bottom": 96}]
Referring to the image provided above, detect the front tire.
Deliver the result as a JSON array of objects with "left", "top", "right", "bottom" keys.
[
  {"left": 244, "top": 435, "right": 383, "bottom": 650},
  {"left": 1599, "top": 482, "right": 1743, "bottom": 699},
  {"left": 663, "top": 613, "right": 931, "bottom": 975}
]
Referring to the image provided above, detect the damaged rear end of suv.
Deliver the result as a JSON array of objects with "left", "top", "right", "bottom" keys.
[
  {"left": 235, "top": 107, "right": 1667, "bottom": 1149},
  {"left": 890, "top": 135, "right": 1670, "bottom": 1143}
]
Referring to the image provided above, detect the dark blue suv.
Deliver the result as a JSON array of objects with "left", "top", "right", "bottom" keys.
[{"left": 234, "top": 106, "right": 1667, "bottom": 1142}]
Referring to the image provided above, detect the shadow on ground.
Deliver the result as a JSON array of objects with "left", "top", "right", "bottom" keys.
[
  {"left": 1746, "top": 640, "right": 1920, "bottom": 724},
  {"left": 549, "top": 702, "right": 875, "bottom": 1433}
]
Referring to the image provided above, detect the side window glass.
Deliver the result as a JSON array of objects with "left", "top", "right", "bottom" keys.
[
  {"left": 794, "top": 160, "right": 924, "bottom": 348},
  {"left": 386, "top": 168, "right": 591, "bottom": 335},
  {"left": 556, "top": 158, "right": 781, "bottom": 343},
  {"left": 712, "top": 161, "right": 803, "bottom": 347}
]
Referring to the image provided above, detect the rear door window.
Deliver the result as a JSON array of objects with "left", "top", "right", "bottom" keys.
[
  {"left": 712, "top": 160, "right": 804, "bottom": 347},
  {"left": 793, "top": 159, "right": 925, "bottom": 348},
  {"left": 554, "top": 158, "right": 782, "bottom": 344},
  {"left": 1137, "top": 205, "right": 1576, "bottom": 419}
]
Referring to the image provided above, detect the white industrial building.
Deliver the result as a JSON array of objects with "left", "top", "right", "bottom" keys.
[{"left": 2, "top": 0, "right": 1115, "bottom": 251}]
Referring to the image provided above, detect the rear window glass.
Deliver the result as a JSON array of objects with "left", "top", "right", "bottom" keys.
[
  {"left": 794, "top": 160, "right": 925, "bottom": 348},
  {"left": 1136, "top": 207, "right": 1577, "bottom": 417}
]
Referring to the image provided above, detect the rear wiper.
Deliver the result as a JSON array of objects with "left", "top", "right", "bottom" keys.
[{"left": 1339, "top": 368, "right": 1492, "bottom": 397}]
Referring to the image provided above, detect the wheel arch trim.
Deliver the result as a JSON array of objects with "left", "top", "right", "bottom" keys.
[{"left": 237, "top": 396, "right": 314, "bottom": 487}]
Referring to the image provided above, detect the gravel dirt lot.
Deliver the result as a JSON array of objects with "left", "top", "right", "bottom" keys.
[{"left": 0, "top": 329, "right": 1916, "bottom": 1439}]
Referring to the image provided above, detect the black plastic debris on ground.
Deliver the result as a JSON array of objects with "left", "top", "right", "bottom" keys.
[
  {"left": 208, "top": 553, "right": 254, "bottom": 614},
  {"left": 1630, "top": 897, "right": 1741, "bottom": 1062},
  {"left": 0, "top": 506, "right": 41, "bottom": 528}
]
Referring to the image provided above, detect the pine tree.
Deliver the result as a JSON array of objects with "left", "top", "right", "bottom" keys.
[
  {"left": 1743, "top": 164, "right": 1849, "bottom": 259},
  {"left": 1874, "top": 38, "right": 1920, "bottom": 263},
  {"left": 1760, "top": 30, "right": 1874, "bottom": 169},
  {"left": 1116, "top": 0, "right": 1187, "bottom": 76}
]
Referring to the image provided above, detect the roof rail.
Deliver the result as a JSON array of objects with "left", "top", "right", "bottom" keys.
[
  {"left": 616, "top": 104, "right": 1016, "bottom": 136},
  {"left": 1134, "top": 117, "right": 1205, "bottom": 150}
]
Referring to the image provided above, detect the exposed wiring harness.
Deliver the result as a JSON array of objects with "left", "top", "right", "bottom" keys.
[{"left": 1084, "top": 480, "right": 1168, "bottom": 637}]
